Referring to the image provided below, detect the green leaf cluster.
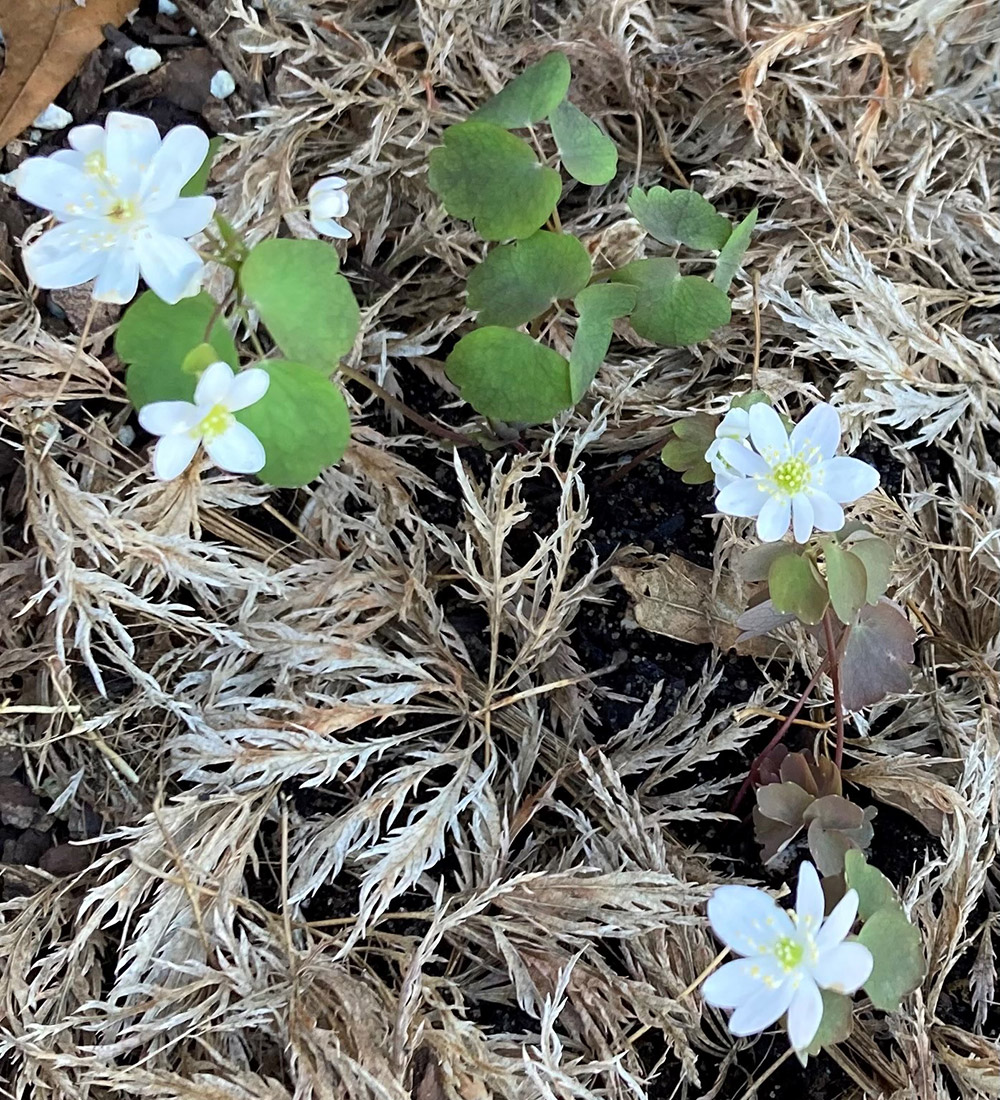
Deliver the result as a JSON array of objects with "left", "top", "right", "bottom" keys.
[
  {"left": 660, "top": 414, "right": 717, "bottom": 484},
  {"left": 764, "top": 531, "right": 895, "bottom": 627},
  {"left": 844, "top": 851, "right": 926, "bottom": 1012},
  {"left": 118, "top": 238, "right": 360, "bottom": 488}
]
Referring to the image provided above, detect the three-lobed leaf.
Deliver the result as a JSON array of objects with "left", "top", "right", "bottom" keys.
[
  {"left": 844, "top": 850, "right": 899, "bottom": 922},
  {"left": 549, "top": 99, "right": 617, "bottom": 185},
  {"left": 628, "top": 186, "right": 731, "bottom": 250},
  {"left": 769, "top": 552, "right": 829, "bottom": 625},
  {"left": 803, "top": 990, "right": 854, "bottom": 1057},
  {"left": 467, "top": 231, "right": 591, "bottom": 327},
  {"left": 235, "top": 360, "right": 351, "bottom": 487},
  {"left": 825, "top": 541, "right": 869, "bottom": 625},
  {"left": 428, "top": 122, "right": 562, "bottom": 241},
  {"left": 857, "top": 906, "right": 926, "bottom": 1012},
  {"left": 569, "top": 282, "right": 635, "bottom": 401},
  {"left": 844, "top": 533, "right": 894, "bottom": 603},
  {"left": 118, "top": 291, "right": 237, "bottom": 409},
  {"left": 240, "top": 238, "right": 359, "bottom": 372},
  {"left": 714, "top": 208, "right": 758, "bottom": 292},
  {"left": 609, "top": 259, "right": 731, "bottom": 346},
  {"left": 470, "top": 52, "right": 570, "bottom": 128},
  {"left": 838, "top": 601, "right": 916, "bottom": 712},
  {"left": 446, "top": 326, "right": 572, "bottom": 423}
]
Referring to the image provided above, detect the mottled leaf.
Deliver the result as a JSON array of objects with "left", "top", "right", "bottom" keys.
[
  {"left": 839, "top": 601, "right": 916, "bottom": 712},
  {"left": 844, "top": 850, "right": 900, "bottom": 921},
  {"left": 858, "top": 906, "right": 926, "bottom": 1011},
  {"left": 609, "top": 259, "right": 731, "bottom": 346},
  {"left": 628, "top": 186, "right": 731, "bottom": 249},
  {"left": 467, "top": 231, "right": 591, "bottom": 327},
  {"left": 825, "top": 542, "right": 869, "bottom": 625},
  {"left": 844, "top": 533, "right": 894, "bottom": 603},
  {"left": 769, "top": 553, "right": 829, "bottom": 625}
]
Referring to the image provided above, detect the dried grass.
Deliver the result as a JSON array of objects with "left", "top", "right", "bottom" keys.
[{"left": 0, "top": 0, "right": 999, "bottom": 1098}]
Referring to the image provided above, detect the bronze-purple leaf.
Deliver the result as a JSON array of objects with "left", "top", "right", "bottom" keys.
[{"left": 839, "top": 601, "right": 916, "bottom": 712}]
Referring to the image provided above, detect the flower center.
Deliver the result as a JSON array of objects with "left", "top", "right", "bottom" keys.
[
  {"left": 106, "top": 197, "right": 139, "bottom": 224},
  {"left": 194, "top": 404, "right": 233, "bottom": 441},
  {"left": 774, "top": 936, "right": 804, "bottom": 971},
  {"left": 770, "top": 455, "right": 812, "bottom": 495},
  {"left": 83, "top": 150, "right": 108, "bottom": 177}
]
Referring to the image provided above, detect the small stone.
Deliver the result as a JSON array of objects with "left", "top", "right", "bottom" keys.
[
  {"left": 125, "top": 46, "right": 163, "bottom": 75},
  {"left": 40, "top": 843, "right": 92, "bottom": 876},
  {"left": 210, "top": 70, "right": 236, "bottom": 99},
  {"left": 33, "top": 104, "right": 73, "bottom": 130},
  {"left": 158, "top": 0, "right": 179, "bottom": 13},
  {"left": 0, "top": 779, "right": 41, "bottom": 829}
]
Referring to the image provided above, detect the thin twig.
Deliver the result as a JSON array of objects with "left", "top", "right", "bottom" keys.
[{"left": 337, "top": 365, "right": 473, "bottom": 445}]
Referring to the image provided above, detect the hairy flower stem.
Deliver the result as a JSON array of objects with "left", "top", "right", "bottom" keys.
[
  {"left": 336, "top": 365, "right": 473, "bottom": 446},
  {"left": 823, "top": 610, "right": 847, "bottom": 769},
  {"left": 731, "top": 654, "right": 832, "bottom": 813}
]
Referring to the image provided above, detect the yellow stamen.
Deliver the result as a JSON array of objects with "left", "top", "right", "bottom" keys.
[{"left": 193, "top": 404, "right": 232, "bottom": 441}]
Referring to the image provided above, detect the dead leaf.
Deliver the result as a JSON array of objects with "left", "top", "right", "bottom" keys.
[
  {"left": 0, "top": 0, "right": 137, "bottom": 149},
  {"left": 613, "top": 553, "right": 776, "bottom": 657}
]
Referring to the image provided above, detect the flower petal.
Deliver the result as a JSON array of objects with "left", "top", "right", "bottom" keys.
[
  {"left": 716, "top": 478, "right": 765, "bottom": 518},
  {"left": 14, "top": 157, "right": 100, "bottom": 219},
  {"left": 152, "top": 432, "right": 199, "bottom": 480},
  {"left": 727, "top": 978, "right": 796, "bottom": 1037},
  {"left": 133, "top": 231, "right": 204, "bottom": 304},
  {"left": 92, "top": 249, "right": 140, "bottom": 304},
  {"left": 819, "top": 456, "right": 880, "bottom": 504},
  {"left": 809, "top": 490, "right": 845, "bottom": 532},
  {"left": 812, "top": 941, "right": 873, "bottom": 994},
  {"left": 719, "top": 439, "right": 770, "bottom": 478},
  {"left": 791, "top": 403, "right": 840, "bottom": 460},
  {"left": 141, "top": 125, "right": 210, "bottom": 208},
  {"left": 786, "top": 977, "right": 824, "bottom": 1051},
  {"left": 756, "top": 495, "right": 791, "bottom": 542},
  {"left": 816, "top": 888, "right": 859, "bottom": 953},
  {"left": 708, "top": 885, "right": 795, "bottom": 955},
  {"left": 791, "top": 493, "right": 814, "bottom": 543},
  {"left": 67, "top": 124, "right": 106, "bottom": 154},
  {"left": 194, "top": 360, "right": 237, "bottom": 407},
  {"left": 147, "top": 196, "right": 215, "bottom": 238},
  {"left": 139, "top": 400, "right": 199, "bottom": 436},
  {"left": 204, "top": 422, "right": 266, "bottom": 474},
  {"left": 749, "top": 403, "right": 789, "bottom": 461},
  {"left": 22, "top": 224, "right": 105, "bottom": 289},
  {"left": 703, "top": 956, "right": 787, "bottom": 1008},
  {"left": 310, "top": 214, "right": 352, "bottom": 239},
  {"left": 716, "top": 407, "right": 750, "bottom": 440},
  {"left": 104, "top": 112, "right": 162, "bottom": 193},
  {"left": 309, "top": 176, "right": 347, "bottom": 197},
  {"left": 226, "top": 367, "right": 270, "bottom": 411},
  {"left": 794, "top": 862, "right": 825, "bottom": 934}
]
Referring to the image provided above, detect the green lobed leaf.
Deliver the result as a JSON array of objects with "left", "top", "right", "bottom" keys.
[
  {"left": 240, "top": 238, "right": 359, "bottom": 371},
  {"left": 741, "top": 541, "right": 800, "bottom": 583},
  {"left": 180, "top": 135, "right": 224, "bottom": 198},
  {"left": 446, "top": 326, "right": 572, "bottom": 423},
  {"left": 235, "top": 360, "right": 351, "bottom": 487},
  {"left": 470, "top": 52, "right": 570, "bottom": 128},
  {"left": 714, "top": 208, "right": 758, "bottom": 292},
  {"left": 628, "top": 186, "right": 732, "bottom": 250},
  {"left": 729, "top": 389, "right": 770, "bottom": 412},
  {"left": 858, "top": 906, "right": 926, "bottom": 1012},
  {"left": 802, "top": 990, "right": 854, "bottom": 1057},
  {"left": 118, "top": 291, "right": 238, "bottom": 409},
  {"left": 660, "top": 440, "right": 714, "bottom": 484},
  {"left": 428, "top": 122, "right": 563, "bottom": 241},
  {"left": 844, "top": 850, "right": 900, "bottom": 921},
  {"left": 569, "top": 282, "right": 635, "bottom": 401},
  {"left": 609, "top": 259, "right": 731, "bottom": 346},
  {"left": 467, "top": 231, "right": 591, "bottom": 328},
  {"left": 824, "top": 542, "right": 869, "bottom": 625},
  {"left": 844, "top": 533, "right": 894, "bottom": 603},
  {"left": 768, "top": 553, "right": 829, "bottom": 625},
  {"left": 548, "top": 99, "right": 618, "bottom": 185}
]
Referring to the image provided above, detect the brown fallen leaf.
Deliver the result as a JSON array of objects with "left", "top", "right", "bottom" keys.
[
  {"left": 0, "top": 0, "right": 137, "bottom": 149},
  {"left": 613, "top": 553, "right": 779, "bottom": 657}
]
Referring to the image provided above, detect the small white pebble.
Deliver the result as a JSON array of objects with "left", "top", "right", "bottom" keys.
[
  {"left": 125, "top": 46, "right": 163, "bottom": 75},
  {"left": 117, "top": 424, "right": 137, "bottom": 448},
  {"left": 157, "top": 0, "right": 179, "bottom": 14},
  {"left": 210, "top": 70, "right": 236, "bottom": 99},
  {"left": 33, "top": 104, "right": 73, "bottom": 130}
]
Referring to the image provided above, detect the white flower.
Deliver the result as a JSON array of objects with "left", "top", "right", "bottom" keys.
[
  {"left": 705, "top": 407, "right": 750, "bottom": 490},
  {"left": 33, "top": 104, "right": 73, "bottom": 130},
  {"left": 125, "top": 46, "right": 163, "bottom": 75},
  {"left": 307, "top": 176, "right": 351, "bottom": 239},
  {"left": 13, "top": 111, "right": 215, "bottom": 304},
  {"left": 138, "top": 361, "right": 269, "bottom": 480},
  {"left": 210, "top": 70, "right": 236, "bottom": 99},
  {"left": 713, "top": 402, "right": 879, "bottom": 543},
  {"left": 703, "top": 862, "right": 873, "bottom": 1054}
]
